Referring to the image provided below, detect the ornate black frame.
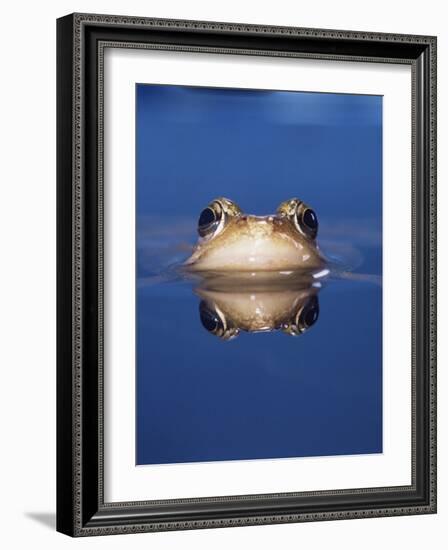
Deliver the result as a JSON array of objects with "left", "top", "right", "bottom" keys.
[{"left": 57, "top": 13, "right": 437, "bottom": 537}]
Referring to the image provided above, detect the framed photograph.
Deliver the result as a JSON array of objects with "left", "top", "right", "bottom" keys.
[{"left": 57, "top": 13, "right": 437, "bottom": 536}]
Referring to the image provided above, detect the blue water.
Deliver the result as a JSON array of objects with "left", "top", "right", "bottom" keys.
[{"left": 136, "top": 84, "right": 382, "bottom": 465}]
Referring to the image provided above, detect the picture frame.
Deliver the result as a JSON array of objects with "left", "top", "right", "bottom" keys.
[{"left": 56, "top": 12, "right": 437, "bottom": 537}]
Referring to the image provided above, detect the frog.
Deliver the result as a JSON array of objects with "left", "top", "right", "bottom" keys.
[{"left": 183, "top": 197, "right": 326, "bottom": 274}]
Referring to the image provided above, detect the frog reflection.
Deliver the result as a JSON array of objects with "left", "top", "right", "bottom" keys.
[
  {"left": 196, "top": 284, "right": 320, "bottom": 340},
  {"left": 184, "top": 197, "right": 326, "bottom": 274}
]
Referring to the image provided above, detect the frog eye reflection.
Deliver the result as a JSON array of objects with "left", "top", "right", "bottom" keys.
[
  {"left": 282, "top": 295, "right": 319, "bottom": 336},
  {"left": 198, "top": 207, "right": 220, "bottom": 238},
  {"left": 298, "top": 295, "right": 319, "bottom": 330},
  {"left": 199, "top": 300, "right": 221, "bottom": 332},
  {"left": 296, "top": 207, "right": 318, "bottom": 239},
  {"left": 199, "top": 301, "right": 239, "bottom": 341}
]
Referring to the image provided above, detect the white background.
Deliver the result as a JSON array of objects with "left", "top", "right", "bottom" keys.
[
  {"left": 105, "top": 50, "right": 412, "bottom": 501},
  {"left": 0, "top": 1, "right": 445, "bottom": 549}
]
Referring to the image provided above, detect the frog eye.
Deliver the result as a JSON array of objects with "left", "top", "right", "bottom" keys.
[
  {"left": 297, "top": 207, "right": 318, "bottom": 239},
  {"left": 282, "top": 295, "right": 319, "bottom": 336},
  {"left": 199, "top": 300, "right": 239, "bottom": 340},
  {"left": 197, "top": 198, "right": 242, "bottom": 239},
  {"left": 198, "top": 206, "right": 220, "bottom": 237},
  {"left": 276, "top": 198, "right": 318, "bottom": 239}
]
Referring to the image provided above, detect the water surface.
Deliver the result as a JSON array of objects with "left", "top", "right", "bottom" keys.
[{"left": 136, "top": 84, "right": 382, "bottom": 465}]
